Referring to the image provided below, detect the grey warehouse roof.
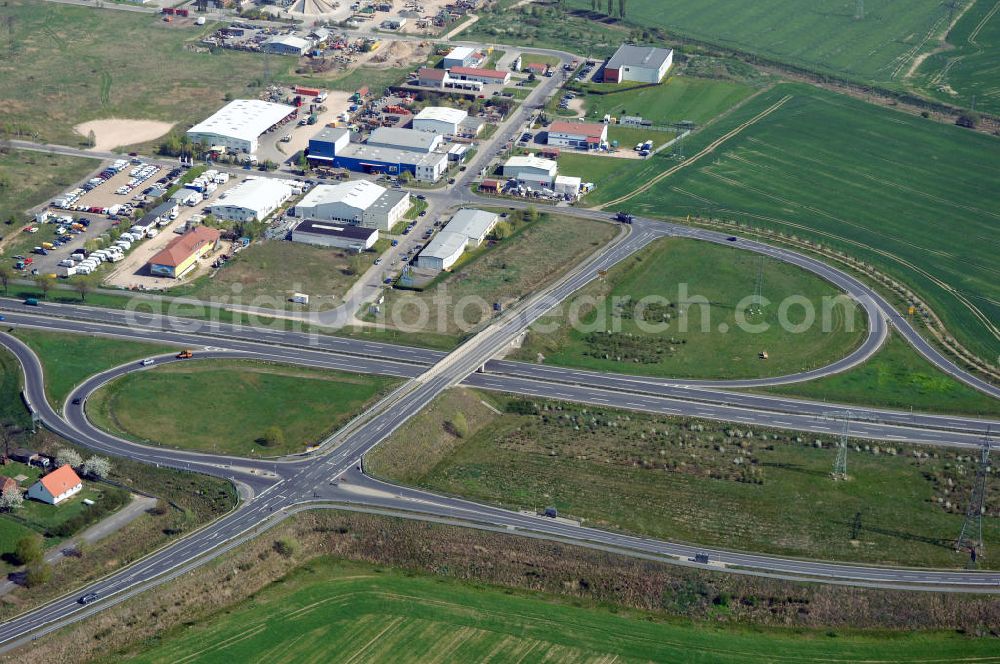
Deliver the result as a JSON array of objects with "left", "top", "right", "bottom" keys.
[
  {"left": 606, "top": 44, "right": 673, "bottom": 71},
  {"left": 368, "top": 127, "right": 440, "bottom": 151}
]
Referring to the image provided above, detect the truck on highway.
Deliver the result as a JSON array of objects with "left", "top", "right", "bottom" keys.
[{"left": 176, "top": 350, "right": 193, "bottom": 359}]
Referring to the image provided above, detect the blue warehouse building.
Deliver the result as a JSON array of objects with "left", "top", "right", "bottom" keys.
[{"left": 307, "top": 126, "right": 448, "bottom": 183}]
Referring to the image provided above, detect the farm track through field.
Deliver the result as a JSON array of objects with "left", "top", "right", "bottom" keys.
[{"left": 596, "top": 95, "right": 792, "bottom": 209}]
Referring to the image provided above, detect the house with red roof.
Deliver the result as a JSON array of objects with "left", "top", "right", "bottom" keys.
[
  {"left": 546, "top": 121, "right": 608, "bottom": 150},
  {"left": 27, "top": 465, "right": 83, "bottom": 505}
]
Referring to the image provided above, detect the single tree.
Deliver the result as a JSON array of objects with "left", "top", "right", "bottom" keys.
[
  {"left": 260, "top": 426, "right": 285, "bottom": 448},
  {"left": 34, "top": 274, "right": 55, "bottom": 299},
  {"left": 24, "top": 562, "right": 52, "bottom": 587},
  {"left": 0, "top": 421, "right": 20, "bottom": 457},
  {"left": 607, "top": 0, "right": 613, "bottom": 15},
  {"left": 619, "top": 0, "right": 626, "bottom": 17},
  {"left": 0, "top": 265, "right": 10, "bottom": 296},
  {"left": 0, "top": 485, "right": 23, "bottom": 512},
  {"left": 14, "top": 534, "right": 43, "bottom": 566},
  {"left": 81, "top": 455, "right": 112, "bottom": 479},
  {"left": 74, "top": 273, "right": 97, "bottom": 302},
  {"left": 55, "top": 447, "right": 82, "bottom": 468},
  {"left": 86, "top": 130, "right": 96, "bottom": 149}
]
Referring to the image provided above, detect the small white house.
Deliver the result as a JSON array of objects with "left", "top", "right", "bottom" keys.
[{"left": 27, "top": 465, "right": 83, "bottom": 505}]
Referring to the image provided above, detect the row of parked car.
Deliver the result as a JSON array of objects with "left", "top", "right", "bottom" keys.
[{"left": 114, "top": 164, "right": 161, "bottom": 196}]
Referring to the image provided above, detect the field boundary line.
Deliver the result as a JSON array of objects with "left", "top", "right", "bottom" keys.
[{"left": 598, "top": 95, "right": 792, "bottom": 210}]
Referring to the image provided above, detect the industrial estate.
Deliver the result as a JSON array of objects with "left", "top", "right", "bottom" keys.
[{"left": 0, "top": 0, "right": 997, "bottom": 661}]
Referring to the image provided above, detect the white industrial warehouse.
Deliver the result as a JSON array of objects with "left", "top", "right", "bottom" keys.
[
  {"left": 187, "top": 99, "right": 297, "bottom": 155},
  {"left": 412, "top": 107, "right": 469, "bottom": 135},
  {"left": 210, "top": 177, "right": 294, "bottom": 222},
  {"left": 603, "top": 44, "right": 674, "bottom": 84},
  {"left": 503, "top": 154, "right": 558, "bottom": 186},
  {"left": 417, "top": 208, "right": 498, "bottom": 272},
  {"left": 293, "top": 180, "right": 410, "bottom": 232}
]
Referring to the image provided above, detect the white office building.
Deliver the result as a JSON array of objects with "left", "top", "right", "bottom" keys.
[
  {"left": 412, "top": 107, "right": 469, "bottom": 135},
  {"left": 210, "top": 177, "right": 294, "bottom": 222},
  {"left": 293, "top": 180, "right": 410, "bottom": 232},
  {"left": 442, "top": 46, "right": 484, "bottom": 69},
  {"left": 187, "top": 100, "right": 296, "bottom": 155}
]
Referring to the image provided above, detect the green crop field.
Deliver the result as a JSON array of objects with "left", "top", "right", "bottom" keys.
[
  {"left": 0, "top": 1, "right": 312, "bottom": 146},
  {"left": 369, "top": 388, "right": 999, "bottom": 569},
  {"left": 13, "top": 329, "right": 173, "bottom": 409},
  {"left": 566, "top": 0, "right": 954, "bottom": 83},
  {"left": 580, "top": 76, "right": 757, "bottom": 127},
  {"left": 611, "top": 83, "right": 1000, "bottom": 364},
  {"left": 87, "top": 360, "right": 400, "bottom": 456},
  {"left": 124, "top": 557, "right": 997, "bottom": 663},
  {"left": 0, "top": 149, "right": 99, "bottom": 228},
  {"left": 514, "top": 237, "right": 867, "bottom": 380},
  {"left": 762, "top": 333, "right": 1000, "bottom": 417},
  {"left": 913, "top": 0, "right": 1000, "bottom": 115}
]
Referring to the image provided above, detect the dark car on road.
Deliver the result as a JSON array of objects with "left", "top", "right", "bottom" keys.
[{"left": 78, "top": 592, "right": 99, "bottom": 604}]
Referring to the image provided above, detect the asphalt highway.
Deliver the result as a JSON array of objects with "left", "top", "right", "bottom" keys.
[{"left": 1, "top": 16, "right": 998, "bottom": 649}]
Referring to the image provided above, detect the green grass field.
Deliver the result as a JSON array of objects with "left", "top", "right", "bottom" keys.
[
  {"left": 369, "top": 388, "right": 998, "bottom": 569},
  {"left": 86, "top": 360, "right": 400, "bottom": 456},
  {"left": 566, "top": 0, "right": 954, "bottom": 83},
  {"left": 170, "top": 239, "right": 388, "bottom": 310},
  {"left": 762, "top": 332, "right": 1000, "bottom": 417},
  {"left": 0, "top": 346, "right": 30, "bottom": 429},
  {"left": 0, "top": 2, "right": 312, "bottom": 146},
  {"left": 13, "top": 329, "right": 173, "bottom": 409},
  {"left": 464, "top": 2, "right": 629, "bottom": 59},
  {"left": 514, "top": 237, "right": 867, "bottom": 380},
  {"left": 612, "top": 83, "right": 1000, "bottom": 364},
  {"left": 913, "top": 0, "right": 1000, "bottom": 116},
  {"left": 581, "top": 76, "right": 756, "bottom": 126},
  {"left": 0, "top": 149, "right": 99, "bottom": 228},
  {"left": 369, "top": 211, "right": 618, "bottom": 342},
  {"left": 123, "top": 557, "right": 999, "bottom": 663}
]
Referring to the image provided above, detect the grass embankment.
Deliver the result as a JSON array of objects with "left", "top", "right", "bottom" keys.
[
  {"left": 612, "top": 83, "right": 1000, "bottom": 364},
  {"left": 762, "top": 333, "right": 1000, "bottom": 417},
  {"left": 515, "top": 236, "right": 867, "bottom": 380},
  {"left": 123, "top": 557, "right": 1000, "bottom": 664},
  {"left": 13, "top": 329, "right": 173, "bottom": 409},
  {"left": 87, "top": 360, "right": 400, "bottom": 456},
  {"left": 913, "top": 0, "right": 1000, "bottom": 116},
  {"left": 580, "top": 75, "right": 756, "bottom": 126},
  {"left": 564, "top": 0, "right": 950, "bottom": 83},
  {"left": 367, "top": 210, "right": 618, "bottom": 343},
  {"left": 0, "top": 149, "right": 99, "bottom": 234},
  {"left": 170, "top": 239, "right": 389, "bottom": 310},
  {"left": 0, "top": 1, "right": 314, "bottom": 146},
  {"left": 369, "top": 388, "right": 999, "bottom": 569}
]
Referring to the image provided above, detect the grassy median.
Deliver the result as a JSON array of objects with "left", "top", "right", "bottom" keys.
[
  {"left": 86, "top": 359, "right": 400, "bottom": 456},
  {"left": 514, "top": 236, "right": 868, "bottom": 380}
]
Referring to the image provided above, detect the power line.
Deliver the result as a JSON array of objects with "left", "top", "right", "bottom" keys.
[
  {"left": 955, "top": 428, "right": 992, "bottom": 565},
  {"left": 818, "top": 410, "right": 879, "bottom": 480}
]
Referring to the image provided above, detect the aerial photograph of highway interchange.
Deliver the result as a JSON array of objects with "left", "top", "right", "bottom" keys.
[{"left": 0, "top": 0, "right": 998, "bottom": 661}]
